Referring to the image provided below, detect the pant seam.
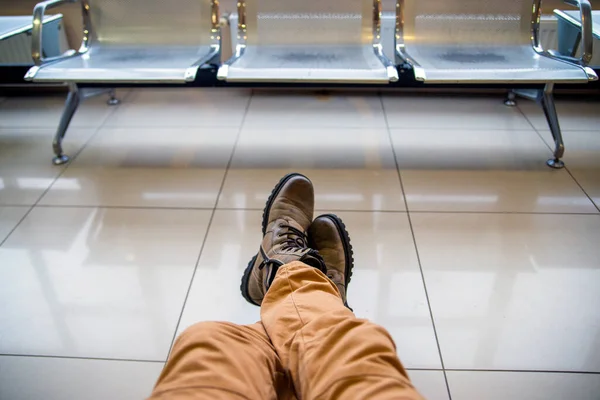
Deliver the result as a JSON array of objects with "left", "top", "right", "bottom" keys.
[{"left": 283, "top": 267, "right": 306, "bottom": 329}]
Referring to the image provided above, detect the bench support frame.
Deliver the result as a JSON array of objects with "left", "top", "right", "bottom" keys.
[
  {"left": 507, "top": 84, "right": 565, "bottom": 169},
  {"left": 52, "top": 83, "right": 120, "bottom": 165}
]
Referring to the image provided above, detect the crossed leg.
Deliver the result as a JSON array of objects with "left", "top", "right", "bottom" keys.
[{"left": 151, "top": 262, "right": 422, "bottom": 400}]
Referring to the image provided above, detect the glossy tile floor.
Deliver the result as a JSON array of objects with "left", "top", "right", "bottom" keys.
[{"left": 0, "top": 89, "right": 599, "bottom": 400}]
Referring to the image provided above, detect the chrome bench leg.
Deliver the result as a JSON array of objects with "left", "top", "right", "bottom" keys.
[
  {"left": 107, "top": 89, "right": 120, "bottom": 106},
  {"left": 52, "top": 84, "right": 81, "bottom": 165},
  {"left": 513, "top": 84, "right": 565, "bottom": 169},
  {"left": 540, "top": 83, "right": 565, "bottom": 169},
  {"left": 504, "top": 90, "right": 517, "bottom": 107}
]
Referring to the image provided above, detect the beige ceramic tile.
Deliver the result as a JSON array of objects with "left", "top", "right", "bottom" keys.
[
  {"left": 518, "top": 99, "right": 600, "bottom": 131},
  {"left": 0, "top": 128, "right": 97, "bottom": 206},
  {"left": 391, "top": 128, "right": 596, "bottom": 213},
  {"left": 383, "top": 95, "right": 532, "bottom": 130},
  {"left": 0, "top": 356, "right": 163, "bottom": 400},
  {"left": 0, "top": 207, "right": 29, "bottom": 243},
  {"left": 177, "top": 210, "right": 263, "bottom": 332},
  {"left": 219, "top": 127, "right": 405, "bottom": 211},
  {"left": 39, "top": 127, "right": 238, "bottom": 208},
  {"left": 244, "top": 92, "right": 386, "bottom": 128},
  {"left": 0, "top": 93, "right": 122, "bottom": 129},
  {"left": 447, "top": 371, "right": 600, "bottom": 400},
  {"left": 408, "top": 370, "right": 449, "bottom": 400},
  {"left": 411, "top": 213, "right": 600, "bottom": 372},
  {"left": 105, "top": 89, "right": 250, "bottom": 128},
  {"left": 335, "top": 211, "right": 441, "bottom": 368},
  {"left": 179, "top": 209, "right": 442, "bottom": 368},
  {"left": 0, "top": 207, "right": 211, "bottom": 360}
]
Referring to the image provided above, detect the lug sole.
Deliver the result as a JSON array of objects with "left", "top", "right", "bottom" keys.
[
  {"left": 240, "top": 254, "right": 260, "bottom": 306},
  {"left": 318, "top": 214, "right": 354, "bottom": 298}
]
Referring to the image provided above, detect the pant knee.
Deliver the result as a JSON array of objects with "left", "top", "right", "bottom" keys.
[
  {"left": 173, "top": 321, "right": 238, "bottom": 349},
  {"left": 181, "top": 321, "right": 233, "bottom": 336}
]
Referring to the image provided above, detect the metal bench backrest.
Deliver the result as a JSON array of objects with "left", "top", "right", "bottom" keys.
[
  {"left": 84, "top": 0, "right": 218, "bottom": 47},
  {"left": 240, "top": 0, "right": 377, "bottom": 46},
  {"left": 398, "top": 0, "right": 537, "bottom": 47}
]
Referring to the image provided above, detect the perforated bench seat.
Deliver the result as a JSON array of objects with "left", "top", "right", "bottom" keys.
[
  {"left": 219, "top": 44, "right": 398, "bottom": 83},
  {"left": 404, "top": 44, "right": 594, "bottom": 84},
  {"left": 219, "top": 0, "right": 397, "bottom": 84},
  {"left": 27, "top": 45, "right": 217, "bottom": 83}
]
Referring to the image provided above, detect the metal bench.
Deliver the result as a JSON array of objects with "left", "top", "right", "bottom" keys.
[
  {"left": 395, "top": 0, "right": 597, "bottom": 169},
  {"left": 25, "top": 0, "right": 220, "bottom": 165},
  {"left": 217, "top": 0, "right": 398, "bottom": 83}
]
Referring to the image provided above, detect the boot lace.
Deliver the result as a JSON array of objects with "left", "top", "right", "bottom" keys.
[
  {"left": 258, "top": 224, "right": 310, "bottom": 272},
  {"left": 279, "top": 224, "right": 308, "bottom": 252}
]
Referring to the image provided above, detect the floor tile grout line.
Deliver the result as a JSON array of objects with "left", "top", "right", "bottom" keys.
[
  {"left": 386, "top": 127, "right": 548, "bottom": 132},
  {"left": 516, "top": 102, "right": 600, "bottom": 213},
  {"left": 3, "top": 352, "right": 600, "bottom": 376},
  {"left": 379, "top": 93, "right": 453, "bottom": 400},
  {"left": 211, "top": 91, "right": 254, "bottom": 211},
  {"left": 391, "top": 210, "right": 600, "bottom": 216},
  {"left": 0, "top": 205, "right": 34, "bottom": 248},
  {"left": 400, "top": 190, "right": 455, "bottom": 399},
  {"left": 5, "top": 204, "right": 600, "bottom": 216},
  {"left": 166, "top": 90, "right": 254, "bottom": 356},
  {"left": 4, "top": 125, "right": 595, "bottom": 132},
  {"left": 562, "top": 168, "right": 600, "bottom": 213},
  {"left": 442, "top": 368, "right": 600, "bottom": 375},
  {"left": 0, "top": 93, "right": 125, "bottom": 248},
  {"left": 379, "top": 94, "right": 410, "bottom": 214},
  {"left": 0, "top": 353, "right": 165, "bottom": 364},
  {"left": 515, "top": 101, "right": 557, "bottom": 154}
]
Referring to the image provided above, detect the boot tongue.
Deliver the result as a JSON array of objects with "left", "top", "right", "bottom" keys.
[
  {"left": 299, "top": 250, "right": 327, "bottom": 274},
  {"left": 280, "top": 218, "right": 326, "bottom": 271},
  {"left": 282, "top": 217, "right": 304, "bottom": 233}
]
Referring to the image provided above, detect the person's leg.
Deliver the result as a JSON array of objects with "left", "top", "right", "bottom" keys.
[
  {"left": 260, "top": 262, "right": 423, "bottom": 400},
  {"left": 240, "top": 173, "right": 422, "bottom": 399},
  {"left": 149, "top": 322, "right": 294, "bottom": 400}
]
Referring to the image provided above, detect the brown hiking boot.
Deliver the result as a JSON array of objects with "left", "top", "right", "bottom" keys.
[
  {"left": 241, "top": 173, "right": 327, "bottom": 306},
  {"left": 308, "top": 214, "right": 354, "bottom": 309}
]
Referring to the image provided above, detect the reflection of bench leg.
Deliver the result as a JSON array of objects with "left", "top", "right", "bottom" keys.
[
  {"left": 541, "top": 83, "right": 565, "bottom": 169},
  {"left": 107, "top": 89, "right": 120, "bottom": 106},
  {"left": 52, "top": 84, "right": 81, "bottom": 166}
]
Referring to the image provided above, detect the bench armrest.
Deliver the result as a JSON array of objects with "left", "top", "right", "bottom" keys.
[
  {"left": 545, "top": 0, "right": 594, "bottom": 67},
  {"left": 561, "top": 0, "right": 593, "bottom": 65},
  {"left": 31, "top": 0, "right": 80, "bottom": 66}
]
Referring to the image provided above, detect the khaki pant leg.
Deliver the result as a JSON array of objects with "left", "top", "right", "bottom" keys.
[
  {"left": 150, "top": 321, "right": 294, "bottom": 400},
  {"left": 260, "top": 262, "right": 424, "bottom": 400}
]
